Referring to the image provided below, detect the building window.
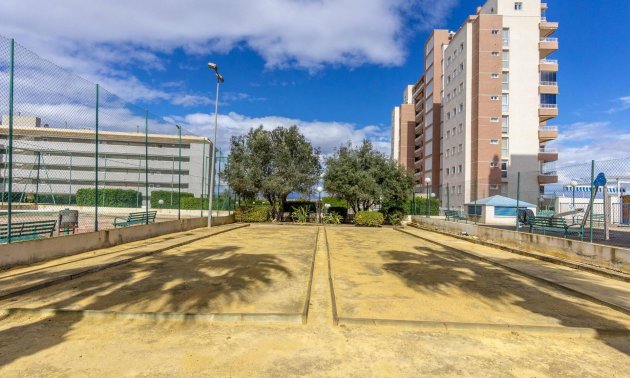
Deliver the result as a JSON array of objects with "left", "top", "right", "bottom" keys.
[
  {"left": 502, "top": 116, "right": 509, "bottom": 133},
  {"left": 491, "top": 117, "right": 499, "bottom": 122},
  {"left": 491, "top": 73, "right": 499, "bottom": 79},
  {"left": 459, "top": 43, "right": 464, "bottom": 52},
  {"left": 501, "top": 138, "right": 509, "bottom": 157},
  {"left": 514, "top": 2, "right": 523, "bottom": 10},
  {"left": 458, "top": 185, "right": 462, "bottom": 194},
  {"left": 502, "top": 72, "right": 509, "bottom": 91},
  {"left": 490, "top": 139, "right": 499, "bottom": 144},
  {"left": 490, "top": 162, "right": 499, "bottom": 168},
  {"left": 502, "top": 51, "right": 509, "bottom": 69},
  {"left": 458, "top": 124, "right": 463, "bottom": 133},
  {"left": 459, "top": 104, "right": 464, "bottom": 112},
  {"left": 459, "top": 63, "right": 464, "bottom": 71},
  {"left": 491, "top": 51, "right": 500, "bottom": 56},
  {"left": 502, "top": 28, "right": 510, "bottom": 46},
  {"left": 446, "top": 111, "right": 451, "bottom": 120},
  {"left": 446, "top": 130, "right": 450, "bottom": 139},
  {"left": 458, "top": 144, "right": 463, "bottom": 153},
  {"left": 458, "top": 165, "right": 463, "bottom": 173},
  {"left": 502, "top": 94, "right": 509, "bottom": 112},
  {"left": 446, "top": 168, "right": 450, "bottom": 175},
  {"left": 491, "top": 96, "right": 499, "bottom": 101},
  {"left": 491, "top": 29, "right": 500, "bottom": 35}
]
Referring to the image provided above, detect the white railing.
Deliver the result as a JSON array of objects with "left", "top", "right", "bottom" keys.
[
  {"left": 540, "top": 103, "right": 558, "bottom": 109},
  {"left": 540, "top": 59, "right": 558, "bottom": 65},
  {"left": 539, "top": 126, "right": 558, "bottom": 132},
  {"left": 540, "top": 16, "right": 547, "bottom": 22},
  {"left": 541, "top": 37, "right": 558, "bottom": 42},
  {"left": 540, "top": 81, "right": 558, "bottom": 86},
  {"left": 539, "top": 148, "right": 557, "bottom": 153}
]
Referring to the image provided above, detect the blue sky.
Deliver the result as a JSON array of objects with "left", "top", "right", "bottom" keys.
[{"left": 1, "top": 0, "right": 629, "bottom": 165}]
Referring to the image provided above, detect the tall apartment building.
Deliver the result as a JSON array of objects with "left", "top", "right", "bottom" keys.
[
  {"left": 391, "top": 85, "right": 415, "bottom": 171},
  {"left": 392, "top": 0, "right": 558, "bottom": 207}
]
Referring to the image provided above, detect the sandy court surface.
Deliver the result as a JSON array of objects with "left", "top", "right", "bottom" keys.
[
  {"left": 0, "top": 224, "right": 317, "bottom": 315},
  {"left": 326, "top": 227, "right": 630, "bottom": 329}
]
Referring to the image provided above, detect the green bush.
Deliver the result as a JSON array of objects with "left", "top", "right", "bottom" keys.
[
  {"left": 76, "top": 188, "right": 141, "bottom": 208},
  {"left": 407, "top": 197, "right": 440, "bottom": 216},
  {"left": 291, "top": 206, "right": 310, "bottom": 223},
  {"left": 323, "top": 197, "right": 348, "bottom": 208},
  {"left": 235, "top": 205, "right": 270, "bottom": 222},
  {"left": 327, "top": 206, "right": 348, "bottom": 219},
  {"left": 284, "top": 201, "right": 316, "bottom": 213},
  {"left": 322, "top": 211, "right": 342, "bottom": 225},
  {"left": 354, "top": 211, "right": 384, "bottom": 227},
  {"left": 150, "top": 190, "right": 194, "bottom": 208}
]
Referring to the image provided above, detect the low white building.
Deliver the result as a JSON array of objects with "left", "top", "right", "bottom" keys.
[{"left": 466, "top": 195, "right": 536, "bottom": 226}]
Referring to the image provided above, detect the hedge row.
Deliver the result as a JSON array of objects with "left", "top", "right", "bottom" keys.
[
  {"left": 235, "top": 205, "right": 270, "bottom": 222},
  {"left": 149, "top": 190, "right": 194, "bottom": 208},
  {"left": 76, "top": 188, "right": 141, "bottom": 208},
  {"left": 354, "top": 211, "right": 384, "bottom": 227}
]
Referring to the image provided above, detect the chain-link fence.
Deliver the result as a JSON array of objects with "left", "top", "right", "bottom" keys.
[
  {"left": 412, "top": 157, "right": 630, "bottom": 248},
  {"left": 0, "top": 37, "right": 234, "bottom": 243}
]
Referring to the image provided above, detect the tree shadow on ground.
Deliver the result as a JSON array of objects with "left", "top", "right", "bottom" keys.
[
  {"left": 379, "top": 245, "right": 630, "bottom": 356},
  {"left": 0, "top": 244, "right": 293, "bottom": 366}
]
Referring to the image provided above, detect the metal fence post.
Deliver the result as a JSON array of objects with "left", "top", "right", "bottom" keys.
[
  {"left": 176, "top": 124, "right": 181, "bottom": 220},
  {"left": 473, "top": 179, "right": 478, "bottom": 224},
  {"left": 145, "top": 111, "right": 149, "bottom": 224},
  {"left": 516, "top": 171, "right": 521, "bottom": 232},
  {"left": 590, "top": 160, "right": 595, "bottom": 243},
  {"left": 217, "top": 149, "right": 222, "bottom": 216},
  {"left": 200, "top": 139, "right": 206, "bottom": 217},
  {"left": 94, "top": 84, "right": 99, "bottom": 231},
  {"left": 7, "top": 38, "right": 15, "bottom": 243},
  {"left": 447, "top": 185, "right": 450, "bottom": 211}
]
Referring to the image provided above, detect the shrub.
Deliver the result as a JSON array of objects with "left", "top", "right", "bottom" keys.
[
  {"left": 235, "top": 205, "right": 270, "bottom": 222},
  {"left": 407, "top": 197, "right": 440, "bottom": 216},
  {"left": 150, "top": 190, "right": 194, "bottom": 208},
  {"left": 76, "top": 188, "right": 141, "bottom": 208},
  {"left": 284, "top": 201, "right": 316, "bottom": 213},
  {"left": 354, "top": 211, "right": 384, "bottom": 227},
  {"left": 322, "top": 211, "right": 342, "bottom": 225},
  {"left": 327, "top": 206, "right": 348, "bottom": 219},
  {"left": 291, "top": 206, "right": 310, "bottom": 223},
  {"left": 323, "top": 197, "right": 348, "bottom": 208}
]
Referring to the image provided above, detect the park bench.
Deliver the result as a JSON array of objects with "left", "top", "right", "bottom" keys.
[
  {"left": 527, "top": 216, "right": 583, "bottom": 240},
  {"left": 112, "top": 211, "right": 157, "bottom": 227},
  {"left": 444, "top": 210, "right": 468, "bottom": 223},
  {"left": 0, "top": 220, "right": 57, "bottom": 243}
]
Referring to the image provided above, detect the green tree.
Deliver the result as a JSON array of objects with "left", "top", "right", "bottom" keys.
[
  {"left": 223, "top": 126, "right": 321, "bottom": 221},
  {"left": 324, "top": 140, "right": 414, "bottom": 213}
]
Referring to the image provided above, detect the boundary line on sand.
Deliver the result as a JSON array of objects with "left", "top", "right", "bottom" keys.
[
  {"left": 300, "top": 226, "right": 320, "bottom": 324},
  {"left": 323, "top": 227, "right": 340, "bottom": 325}
]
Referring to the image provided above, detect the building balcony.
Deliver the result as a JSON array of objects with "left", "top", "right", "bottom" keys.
[
  {"left": 540, "top": 19, "right": 558, "bottom": 37},
  {"left": 539, "top": 59, "right": 558, "bottom": 72},
  {"left": 414, "top": 148, "right": 423, "bottom": 159},
  {"left": 539, "top": 104, "right": 558, "bottom": 121},
  {"left": 539, "top": 38, "right": 558, "bottom": 58},
  {"left": 538, "top": 147, "right": 558, "bottom": 162},
  {"left": 538, "top": 126, "right": 558, "bottom": 142},
  {"left": 538, "top": 172, "right": 558, "bottom": 184},
  {"left": 539, "top": 81, "right": 559, "bottom": 94}
]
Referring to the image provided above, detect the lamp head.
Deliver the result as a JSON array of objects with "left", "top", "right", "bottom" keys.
[
  {"left": 207, "top": 62, "right": 218, "bottom": 71},
  {"left": 570, "top": 179, "right": 578, "bottom": 187},
  {"left": 424, "top": 177, "right": 431, "bottom": 185},
  {"left": 317, "top": 186, "right": 323, "bottom": 193}
]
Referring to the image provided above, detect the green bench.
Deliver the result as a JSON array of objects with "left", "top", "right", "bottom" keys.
[
  {"left": 444, "top": 210, "right": 468, "bottom": 223},
  {"left": 113, "top": 211, "right": 157, "bottom": 227},
  {"left": 528, "top": 216, "right": 583, "bottom": 240},
  {"left": 0, "top": 220, "right": 57, "bottom": 243}
]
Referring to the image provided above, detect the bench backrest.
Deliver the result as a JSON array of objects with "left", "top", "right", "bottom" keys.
[
  {"left": 0, "top": 220, "right": 57, "bottom": 238},
  {"left": 444, "top": 210, "right": 461, "bottom": 216},
  {"left": 529, "top": 216, "right": 567, "bottom": 227},
  {"left": 126, "top": 211, "right": 157, "bottom": 222}
]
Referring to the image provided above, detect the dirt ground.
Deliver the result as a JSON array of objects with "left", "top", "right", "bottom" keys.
[{"left": 0, "top": 225, "right": 629, "bottom": 377}]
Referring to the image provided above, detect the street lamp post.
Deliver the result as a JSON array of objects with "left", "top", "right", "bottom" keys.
[
  {"left": 207, "top": 62, "right": 224, "bottom": 228},
  {"left": 176, "top": 124, "right": 182, "bottom": 220},
  {"left": 570, "top": 179, "right": 578, "bottom": 209},
  {"left": 424, "top": 177, "right": 431, "bottom": 218},
  {"left": 317, "top": 186, "right": 323, "bottom": 223}
]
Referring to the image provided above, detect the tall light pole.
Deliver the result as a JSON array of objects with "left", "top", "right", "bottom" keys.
[
  {"left": 317, "top": 186, "right": 323, "bottom": 223},
  {"left": 424, "top": 177, "right": 431, "bottom": 218},
  {"left": 176, "top": 124, "right": 182, "bottom": 220},
  {"left": 570, "top": 179, "right": 578, "bottom": 209},
  {"left": 207, "top": 62, "right": 224, "bottom": 228}
]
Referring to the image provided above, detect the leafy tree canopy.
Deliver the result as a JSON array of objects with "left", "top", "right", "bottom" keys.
[
  {"left": 223, "top": 125, "right": 321, "bottom": 221},
  {"left": 324, "top": 140, "right": 414, "bottom": 213}
]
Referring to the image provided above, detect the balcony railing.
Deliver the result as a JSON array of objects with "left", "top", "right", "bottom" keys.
[
  {"left": 540, "top": 126, "right": 558, "bottom": 132},
  {"left": 540, "top": 59, "right": 558, "bottom": 64},
  {"left": 540, "top": 81, "right": 558, "bottom": 86},
  {"left": 539, "top": 147, "right": 557, "bottom": 153},
  {"left": 540, "top": 103, "right": 558, "bottom": 109},
  {"left": 540, "top": 16, "right": 547, "bottom": 22},
  {"left": 541, "top": 37, "right": 558, "bottom": 42}
]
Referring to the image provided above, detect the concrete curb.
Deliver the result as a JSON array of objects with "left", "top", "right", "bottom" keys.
[
  {"left": 395, "top": 227, "right": 630, "bottom": 317},
  {"left": 0, "top": 307, "right": 303, "bottom": 324},
  {"left": 406, "top": 222, "right": 630, "bottom": 283},
  {"left": 301, "top": 227, "right": 320, "bottom": 324},
  {"left": 337, "top": 317, "right": 630, "bottom": 337},
  {"left": 0, "top": 224, "right": 249, "bottom": 302},
  {"left": 323, "top": 227, "right": 340, "bottom": 325}
]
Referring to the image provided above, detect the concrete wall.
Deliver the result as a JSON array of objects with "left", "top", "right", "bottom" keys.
[
  {"left": 411, "top": 216, "right": 630, "bottom": 274},
  {"left": 0, "top": 214, "right": 235, "bottom": 269}
]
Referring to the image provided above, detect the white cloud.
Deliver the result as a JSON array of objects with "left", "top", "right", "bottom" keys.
[
  {"left": 552, "top": 121, "right": 630, "bottom": 166},
  {"left": 607, "top": 96, "right": 630, "bottom": 114},
  {"left": 0, "top": 0, "right": 457, "bottom": 72},
  {"left": 167, "top": 111, "right": 390, "bottom": 156}
]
